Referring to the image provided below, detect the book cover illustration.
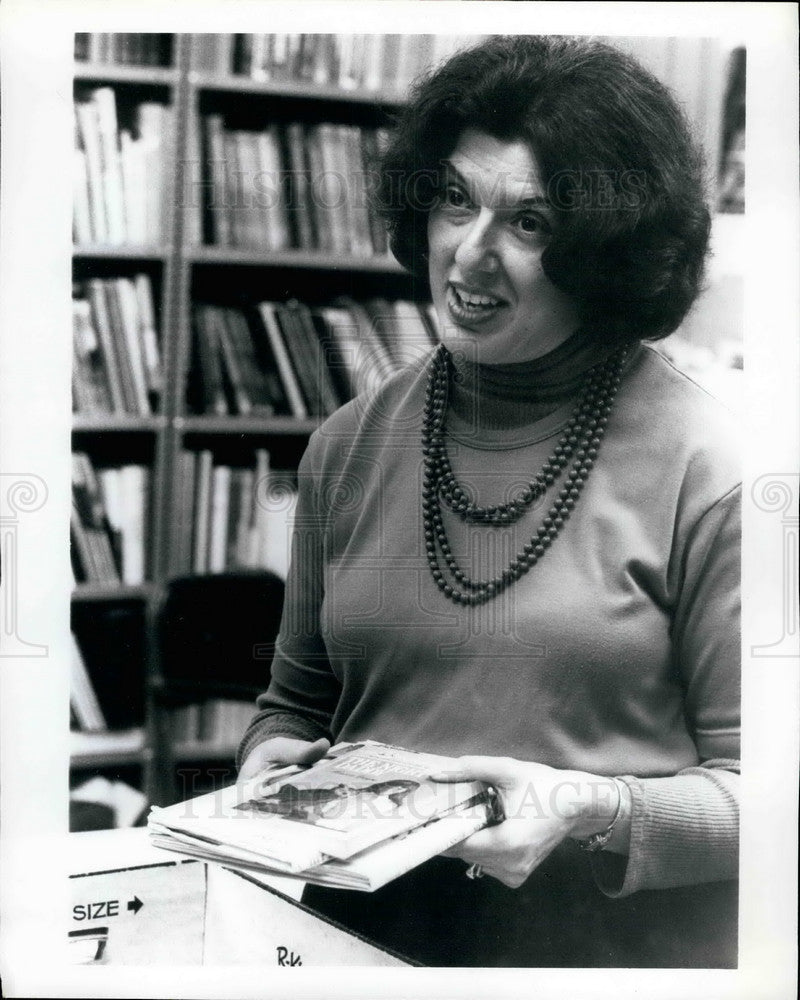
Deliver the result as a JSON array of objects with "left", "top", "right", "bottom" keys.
[{"left": 149, "top": 741, "right": 494, "bottom": 884}]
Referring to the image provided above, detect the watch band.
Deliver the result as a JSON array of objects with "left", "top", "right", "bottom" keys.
[{"left": 576, "top": 777, "right": 625, "bottom": 853}]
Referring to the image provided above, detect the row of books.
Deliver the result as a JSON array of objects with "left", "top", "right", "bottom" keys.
[
  {"left": 198, "top": 117, "right": 389, "bottom": 254},
  {"left": 74, "top": 88, "right": 171, "bottom": 245},
  {"left": 172, "top": 449, "right": 298, "bottom": 579},
  {"left": 150, "top": 740, "right": 496, "bottom": 893},
  {"left": 191, "top": 33, "right": 469, "bottom": 93},
  {"left": 75, "top": 32, "right": 174, "bottom": 68},
  {"left": 191, "top": 297, "right": 439, "bottom": 418},
  {"left": 71, "top": 452, "right": 150, "bottom": 586},
  {"left": 169, "top": 700, "right": 257, "bottom": 748},
  {"left": 73, "top": 274, "right": 162, "bottom": 417}
]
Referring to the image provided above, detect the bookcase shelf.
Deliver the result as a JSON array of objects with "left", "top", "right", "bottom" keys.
[
  {"left": 74, "top": 64, "right": 178, "bottom": 87},
  {"left": 177, "top": 415, "right": 319, "bottom": 436},
  {"left": 189, "top": 73, "right": 407, "bottom": 107},
  {"left": 69, "top": 33, "right": 443, "bottom": 809},
  {"left": 70, "top": 728, "right": 146, "bottom": 768},
  {"left": 73, "top": 245, "right": 170, "bottom": 262},
  {"left": 72, "top": 583, "right": 155, "bottom": 603},
  {"left": 187, "top": 247, "right": 404, "bottom": 272},
  {"left": 72, "top": 416, "right": 165, "bottom": 433}
]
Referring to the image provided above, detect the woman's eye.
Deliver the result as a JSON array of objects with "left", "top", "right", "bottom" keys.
[
  {"left": 517, "top": 214, "right": 549, "bottom": 235},
  {"left": 441, "top": 184, "right": 470, "bottom": 209}
]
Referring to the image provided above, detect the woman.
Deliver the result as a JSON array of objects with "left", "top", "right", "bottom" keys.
[{"left": 238, "top": 35, "right": 740, "bottom": 967}]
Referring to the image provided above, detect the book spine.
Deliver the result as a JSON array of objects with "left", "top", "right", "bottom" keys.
[
  {"left": 133, "top": 273, "right": 163, "bottom": 399},
  {"left": 316, "top": 124, "right": 350, "bottom": 255},
  {"left": 304, "top": 126, "right": 334, "bottom": 254},
  {"left": 235, "top": 467, "right": 255, "bottom": 568},
  {"left": 70, "top": 632, "right": 107, "bottom": 731},
  {"left": 194, "top": 305, "right": 229, "bottom": 415},
  {"left": 174, "top": 450, "right": 197, "bottom": 575},
  {"left": 73, "top": 297, "right": 114, "bottom": 413},
  {"left": 225, "top": 469, "right": 244, "bottom": 569},
  {"left": 114, "top": 278, "right": 151, "bottom": 415},
  {"left": 209, "top": 464, "right": 231, "bottom": 573},
  {"left": 256, "top": 127, "right": 290, "bottom": 251},
  {"left": 73, "top": 148, "right": 93, "bottom": 245},
  {"left": 230, "top": 130, "right": 258, "bottom": 248},
  {"left": 284, "top": 123, "right": 315, "bottom": 250},
  {"left": 203, "top": 115, "right": 231, "bottom": 246},
  {"left": 183, "top": 112, "right": 204, "bottom": 246},
  {"left": 91, "top": 87, "right": 127, "bottom": 245},
  {"left": 276, "top": 303, "right": 323, "bottom": 417},
  {"left": 119, "top": 130, "right": 147, "bottom": 245},
  {"left": 136, "top": 102, "right": 166, "bottom": 244},
  {"left": 343, "top": 125, "right": 374, "bottom": 257},
  {"left": 257, "top": 303, "right": 308, "bottom": 418},
  {"left": 192, "top": 450, "right": 214, "bottom": 574},
  {"left": 225, "top": 309, "right": 275, "bottom": 414},
  {"left": 290, "top": 301, "right": 341, "bottom": 416},
  {"left": 85, "top": 280, "right": 127, "bottom": 413},
  {"left": 214, "top": 308, "right": 251, "bottom": 416},
  {"left": 253, "top": 449, "right": 271, "bottom": 569},
  {"left": 74, "top": 99, "right": 108, "bottom": 244},
  {"left": 120, "top": 464, "right": 147, "bottom": 584},
  {"left": 101, "top": 280, "right": 142, "bottom": 414},
  {"left": 315, "top": 306, "right": 360, "bottom": 400}
]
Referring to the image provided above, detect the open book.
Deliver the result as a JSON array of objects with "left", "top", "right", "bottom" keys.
[{"left": 148, "top": 741, "right": 497, "bottom": 891}]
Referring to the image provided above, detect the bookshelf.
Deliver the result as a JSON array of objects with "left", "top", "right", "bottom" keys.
[
  {"left": 69, "top": 32, "right": 445, "bottom": 814},
  {"left": 70, "top": 32, "right": 743, "bottom": 819}
]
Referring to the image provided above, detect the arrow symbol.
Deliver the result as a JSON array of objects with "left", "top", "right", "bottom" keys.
[{"left": 127, "top": 896, "right": 143, "bottom": 915}]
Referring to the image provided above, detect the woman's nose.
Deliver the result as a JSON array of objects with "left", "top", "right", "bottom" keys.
[{"left": 453, "top": 209, "right": 500, "bottom": 275}]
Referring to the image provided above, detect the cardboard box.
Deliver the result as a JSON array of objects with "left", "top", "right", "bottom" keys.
[
  {"left": 68, "top": 829, "right": 205, "bottom": 965},
  {"left": 66, "top": 829, "right": 410, "bottom": 966}
]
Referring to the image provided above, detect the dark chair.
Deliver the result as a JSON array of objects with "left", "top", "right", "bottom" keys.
[{"left": 146, "top": 571, "right": 285, "bottom": 805}]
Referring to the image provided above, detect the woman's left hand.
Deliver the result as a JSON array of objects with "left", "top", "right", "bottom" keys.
[{"left": 430, "top": 756, "right": 621, "bottom": 888}]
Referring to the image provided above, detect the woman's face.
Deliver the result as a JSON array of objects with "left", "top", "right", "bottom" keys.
[{"left": 427, "top": 129, "right": 580, "bottom": 365}]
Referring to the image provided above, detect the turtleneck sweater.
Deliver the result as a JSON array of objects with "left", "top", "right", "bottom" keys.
[
  {"left": 238, "top": 337, "right": 740, "bottom": 963},
  {"left": 447, "top": 327, "right": 617, "bottom": 429}
]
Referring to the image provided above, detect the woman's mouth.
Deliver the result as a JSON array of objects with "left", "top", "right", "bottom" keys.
[{"left": 446, "top": 284, "right": 506, "bottom": 326}]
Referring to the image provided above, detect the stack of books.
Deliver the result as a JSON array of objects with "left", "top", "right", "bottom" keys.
[
  {"left": 74, "top": 33, "right": 173, "bottom": 67},
  {"left": 172, "top": 449, "right": 297, "bottom": 580},
  {"left": 190, "top": 298, "right": 439, "bottom": 417},
  {"left": 149, "top": 740, "right": 497, "bottom": 892},
  {"left": 198, "top": 117, "right": 389, "bottom": 254},
  {"left": 192, "top": 34, "right": 469, "bottom": 93},
  {"left": 73, "top": 275, "right": 162, "bottom": 416},
  {"left": 71, "top": 452, "right": 150, "bottom": 586},
  {"left": 74, "top": 88, "right": 171, "bottom": 245}
]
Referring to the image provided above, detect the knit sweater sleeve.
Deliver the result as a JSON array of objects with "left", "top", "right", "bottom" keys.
[
  {"left": 236, "top": 434, "right": 341, "bottom": 771},
  {"left": 592, "top": 484, "right": 741, "bottom": 896}
]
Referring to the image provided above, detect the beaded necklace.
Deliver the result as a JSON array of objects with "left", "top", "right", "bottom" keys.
[{"left": 421, "top": 342, "right": 628, "bottom": 605}]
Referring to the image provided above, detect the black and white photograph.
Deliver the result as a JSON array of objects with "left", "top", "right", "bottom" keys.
[{"left": 0, "top": 1, "right": 797, "bottom": 997}]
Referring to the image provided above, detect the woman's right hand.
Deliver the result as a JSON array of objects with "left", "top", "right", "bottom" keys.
[{"left": 237, "top": 736, "right": 331, "bottom": 784}]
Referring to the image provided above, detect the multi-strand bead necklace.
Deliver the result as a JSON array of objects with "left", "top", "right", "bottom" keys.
[{"left": 421, "top": 343, "right": 628, "bottom": 605}]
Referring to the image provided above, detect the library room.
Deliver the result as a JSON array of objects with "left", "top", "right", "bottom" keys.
[
  {"left": 59, "top": 27, "right": 762, "bottom": 970},
  {"left": 70, "top": 28, "right": 745, "bottom": 827},
  {"left": 0, "top": 6, "right": 786, "bottom": 980}
]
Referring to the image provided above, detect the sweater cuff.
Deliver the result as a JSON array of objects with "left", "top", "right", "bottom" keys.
[
  {"left": 591, "top": 765, "right": 739, "bottom": 898},
  {"left": 235, "top": 711, "right": 330, "bottom": 772}
]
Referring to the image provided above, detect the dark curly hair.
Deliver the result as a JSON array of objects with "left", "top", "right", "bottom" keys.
[{"left": 376, "top": 35, "right": 711, "bottom": 344}]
